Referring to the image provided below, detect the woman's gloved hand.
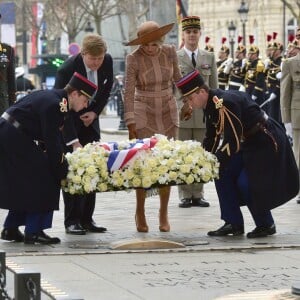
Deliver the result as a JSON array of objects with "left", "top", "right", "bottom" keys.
[
  {"left": 127, "top": 123, "right": 137, "bottom": 140},
  {"left": 180, "top": 102, "right": 193, "bottom": 121}
]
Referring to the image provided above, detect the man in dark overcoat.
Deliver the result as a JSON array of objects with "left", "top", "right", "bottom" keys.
[
  {"left": 176, "top": 70, "right": 299, "bottom": 238},
  {"left": 54, "top": 34, "right": 114, "bottom": 235},
  {"left": 0, "top": 72, "right": 97, "bottom": 244}
]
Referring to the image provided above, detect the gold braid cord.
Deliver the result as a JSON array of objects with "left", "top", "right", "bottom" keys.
[{"left": 212, "top": 96, "right": 244, "bottom": 155}]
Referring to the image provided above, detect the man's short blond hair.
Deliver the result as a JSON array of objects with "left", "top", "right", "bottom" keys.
[{"left": 81, "top": 34, "right": 107, "bottom": 56}]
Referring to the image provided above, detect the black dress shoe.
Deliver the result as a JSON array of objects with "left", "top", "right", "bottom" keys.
[
  {"left": 1, "top": 228, "right": 24, "bottom": 242},
  {"left": 24, "top": 231, "right": 61, "bottom": 244},
  {"left": 247, "top": 224, "right": 276, "bottom": 238},
  {"left": 81, "top": 222, "right": 107, "bottom": 233},
  {"left": 207, "top": 223, "right": 244, "bottom": 236},
  {"left": 191, "top": 197, "right": 210, "bottom": 207},
  {"left": 65, "top": 224, "right": 86, "bottom": 235},
  {"left": 178, "top": 198, "right": 192, "bottom": 208}
]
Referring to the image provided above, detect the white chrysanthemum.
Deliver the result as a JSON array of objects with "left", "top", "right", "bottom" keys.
[{"left": 63, "top": 134, "right": 219, "bottom": 194}]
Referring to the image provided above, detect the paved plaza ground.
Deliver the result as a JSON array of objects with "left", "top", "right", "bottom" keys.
[{"left": 0, "top": 115, "right": 299, "bottom": 299}]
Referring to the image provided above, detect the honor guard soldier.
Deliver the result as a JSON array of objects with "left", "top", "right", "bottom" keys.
[
  {"left": 217, "top": 37, "right": 233, "bottom": 90},
  {"left": 263, "top": 35, "right": 283, "bottom": 123},
  {"left": 228, "top": 36, "right": 247, "bottom": 91},
  {"left": 176, "top": 16, "right": 218, "bottom": 208},
  {"left": 204, "top": 36, "right": 214, "bottom": 53},
  {"left": 244, "top": 35, "right": 265, "bottom": 106},
  {"left": 0, "top": 72, "right": 97, "bottom": 244},
  {"left": 286, "top": 34, "right": 298, "bottom": 58},
  {"left": 264, "top": 34, "right": 273, "bottom": 71},
  {"left": 0, "top": 24, "right": 16, "bottom": 114},
  {"left": 176, "top": 70, "right": 299, "bottom": 238}
]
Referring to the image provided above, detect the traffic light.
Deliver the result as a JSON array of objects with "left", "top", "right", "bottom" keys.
[{"left": 51, "top": 57, "right": 65, "bottom": 68}]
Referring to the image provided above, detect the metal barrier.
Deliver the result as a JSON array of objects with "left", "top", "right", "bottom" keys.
[{"left": 0, "top": 251, "right": 83, "bottom": 300}]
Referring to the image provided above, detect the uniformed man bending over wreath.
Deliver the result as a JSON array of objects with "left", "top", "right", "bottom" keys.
[
  {"left": 0, "top": 72, "right": 97, "bottom": 244},
  {"left": 176, "top": 70, "right": 299, "bottom": 238}
]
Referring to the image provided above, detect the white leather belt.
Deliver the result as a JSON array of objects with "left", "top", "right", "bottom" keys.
[{"left": 229, "top": 81, "right": 242, "bottom": 87}]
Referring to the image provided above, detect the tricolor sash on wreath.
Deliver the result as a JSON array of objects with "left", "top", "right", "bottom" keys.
[{"left": 100, "top": 137, "right": 158, "bottom": 172}]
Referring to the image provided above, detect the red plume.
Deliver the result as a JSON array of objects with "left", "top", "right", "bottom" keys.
[
  {"left": 205, "top": 36, "right": 210, "bottom": 43},
  {"left": 273, "top": 32, "right": 278, "bottom": 40},
  {"left": 221, "top": 37, "right": 227, "bottom": 44},
  {"left": 249, "top": 35, "right": 254, "bottom": 44},
  {"left": 267, "top": 34, "right": 272, "bottom": 42},
  {"left": 238, "top": 36, "right": 243, "bottom": 43},
  {"left": 288, "top": 34, "right": 295, "bottom": 43}
]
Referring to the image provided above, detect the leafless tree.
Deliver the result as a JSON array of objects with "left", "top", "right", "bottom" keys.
[
  {"left": 46, "top": 0, "right": 87, "bottom": 43},
  {"left": 117, "top": 0, "right": 149, "bottom": 45},
  {"left": 281, "top": 0, "right": 300, "bottom": 25},
  {"left": 78, "top": 0, "right": 124, "bottom": 34}
]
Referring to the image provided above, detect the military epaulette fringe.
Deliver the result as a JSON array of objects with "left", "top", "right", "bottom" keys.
[
  {"left": 59, "top": 98, "right": 68, "bottom": 113},
  {"left": 212, "top": 96, "right": 243, "bottom": 155},
  {"left": 256, "top": 60, "right": 265, "bottom": 72}
]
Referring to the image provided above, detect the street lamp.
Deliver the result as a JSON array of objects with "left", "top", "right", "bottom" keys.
[
  {"left": 238, "top": 0, "right": 249, "bottom": 46},
  {"left": 85, "top": 21, "right": 94, "bottom": 33},
  {"left": 228, "top": 21, "right": 236, "bottom": 59}
]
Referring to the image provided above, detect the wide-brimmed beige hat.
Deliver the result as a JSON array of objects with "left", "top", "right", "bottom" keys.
[{"left": 126, "top": 21, "right": 174, "bottom": 46}]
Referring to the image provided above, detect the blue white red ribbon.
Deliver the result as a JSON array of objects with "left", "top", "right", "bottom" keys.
[{"left": 100, "top": 137, "right": 158, "bottom": 172}]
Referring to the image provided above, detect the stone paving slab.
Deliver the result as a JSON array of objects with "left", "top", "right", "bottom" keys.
[
  {"left": 1, "top": 127, "right": 300, "bottom": 299},
  {"left": 4, "top": 249, "right": 300, "bottom": 300}
]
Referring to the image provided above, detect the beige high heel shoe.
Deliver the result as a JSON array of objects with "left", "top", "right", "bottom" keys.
[
  {"left": 135, "top": 213, "right": 149, "bottom": 232},
  {"left": 159, "top": 211, "right": 170, "bottom": 232}
]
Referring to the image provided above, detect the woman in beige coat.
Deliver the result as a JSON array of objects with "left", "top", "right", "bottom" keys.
[{"left": 124, "top": 21, "right": 182, "bottom": 232}]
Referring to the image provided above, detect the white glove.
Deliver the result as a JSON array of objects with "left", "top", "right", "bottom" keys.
[
  {"left": 285, "top": 123, "right": 293, "bottom": 137},
  {"left": 251, "top": 95, "right": 257, "bottom": 101},
  {"left": 239, "top": 85, "right": 246, "bottom": 92},
  {"left": 224, "top": 58, "right": 233, "bottom": 74},
  {"left": 276, "top": 72, "right": 282, "bottom": 80},
  {"left": 267, "top": 92, "right": 277, "bottom": 102}
]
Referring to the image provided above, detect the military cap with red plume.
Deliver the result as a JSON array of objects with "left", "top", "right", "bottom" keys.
[
  {"left": 236, "top": 36, "right": 246, "bottom": 53},
  {"left": 248, "top": 35, "right": 259, "bottom": 54},
  {"left": 288, "top": 34, "right": 295, "bottom": 43},
  {"left": 204, "top": 36, "right": 214, "bottom": 52},
  {"left": 266, "top": 34, "right": 273, "bottom": 49},
  {"left": 267, "top": 34, "right": 272, "bottom": 42},
  {"left": 270, "top": 32, "right": 283, "bottom": 51},
  {"left": 249, "top": 35, "right": 254, "bottom": 45},
  {"left": 288, "top": 35, "right": 300, "bottom": 49},
  {"left": 220, "top": 37, "right": 229, "bottom": 54}
]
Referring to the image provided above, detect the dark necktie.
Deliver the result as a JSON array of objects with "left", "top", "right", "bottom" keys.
[{"left": 191, "top": 52, "right": 196, "bottom": 68}]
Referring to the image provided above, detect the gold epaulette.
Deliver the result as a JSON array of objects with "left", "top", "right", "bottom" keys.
[
  {"left": 59, "top": 98, "right": 68, "bottom": 113},
  {"left": 256, "top": 60, "right": 265, "bottom": 73},
  {"left": 212, "top": 96, "right": 223, "bottom": 109}
]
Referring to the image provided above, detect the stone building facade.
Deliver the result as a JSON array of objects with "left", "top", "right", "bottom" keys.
[{"left": 187, "top": 0, "right": 298, "bottom": 58}]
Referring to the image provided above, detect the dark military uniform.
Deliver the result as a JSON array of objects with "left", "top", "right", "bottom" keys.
[
  {"left": 217, "top": 58, "right": 230, "bottom": 90},
  {"left": 265, "top": 56, "right": 282, "bottom": 122},
  {"left": 0, "top": 89, "right": 69, "bottom": 233},
  {"left": 0, "top": 42, "right": 16, "bottom": 115},
  {"left": 228, "top": 58, "right": 247, "bottom": 90},
  {"left": 244, "top": 59, "right": 265, "bottom": 106},
  {"left": 203, "top": 89, "right": 299, "bottom": 226}
]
